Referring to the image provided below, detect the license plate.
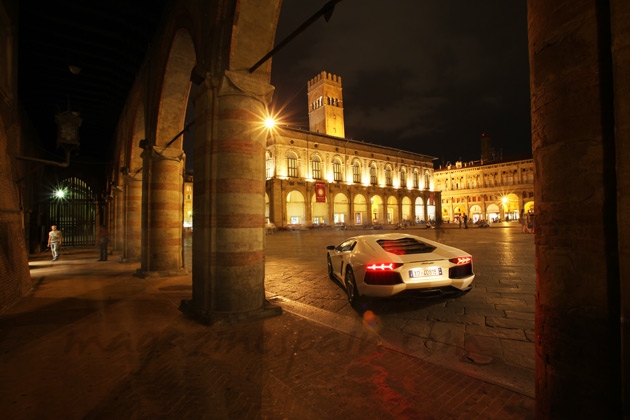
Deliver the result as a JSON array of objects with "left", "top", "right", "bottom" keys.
[{"left": 409, "top": 267, "right": 442, "bottom": 277}]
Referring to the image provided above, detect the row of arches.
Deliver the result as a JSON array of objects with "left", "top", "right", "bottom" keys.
[
  {"left": 441, "top": 193, "right": 535, "bottom": 223},
  {"left": 266, "top": 190, "right": 437, "bottom": 227}
]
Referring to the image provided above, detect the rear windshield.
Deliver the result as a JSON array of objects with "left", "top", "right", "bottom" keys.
[{"left": 376, "top": 238, "right": 436, "bottom": 255}]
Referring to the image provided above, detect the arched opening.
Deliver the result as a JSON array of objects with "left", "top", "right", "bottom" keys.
[
  {"left": 486, "top": 203, "right": 500, "bottom": 222},
  {"left": 353, "top": 194, "right": 367, "bottom": 225},
  {"left": 500, "top": 193, "right": 520, "bottom": 221},
  {"left": 287, "top": 190, "right": 305, "bottom": 226},
  {"left": 401, "top": 196, "right": 412, "bottom": 222},
  {"left": 333, "top": 192, "right": 349, "bottom": 224},
  {"left": 386, "top": 195, "right": 398, "bottom": 224},
  {"left": 311, "top": 191, "right": 327, "bottom": 225},
  {"left": 370, "top": 195, "right": 384, "bottom": 224},
  {"left": 469, "top": 204, "right": 483, "bottom": 223}
]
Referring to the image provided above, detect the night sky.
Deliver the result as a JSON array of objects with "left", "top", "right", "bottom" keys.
[{"left": 269, "top": 0, "right": 531, "bottom": 166}]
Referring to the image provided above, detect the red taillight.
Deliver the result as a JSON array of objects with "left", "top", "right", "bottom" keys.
[
  {"left": 366, "top": 262, "right": 402, "bottom": 271},
  {"left": 449, "top": 256, "right": 472, "bottom": 265}
]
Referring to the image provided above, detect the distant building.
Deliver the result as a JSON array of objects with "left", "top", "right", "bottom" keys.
[
  {"left": 434, "top": 136, "right": 534, "bottom": 224},
  {"left": 265, "top": 71, "right": 440, "bottom": 228}
]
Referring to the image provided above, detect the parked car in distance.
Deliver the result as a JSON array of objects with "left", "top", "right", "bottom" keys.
[{"left": 326, "top": 233, "right": 474, "bottom": 303}]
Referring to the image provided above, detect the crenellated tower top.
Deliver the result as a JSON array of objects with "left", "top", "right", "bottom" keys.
[{"left": 307, "top": 71, "right": 345, "bottom": 138}]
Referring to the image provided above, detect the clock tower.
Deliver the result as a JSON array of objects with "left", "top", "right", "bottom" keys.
[{"left": 307, "top": 71, "right": 345, "bottom": 138}]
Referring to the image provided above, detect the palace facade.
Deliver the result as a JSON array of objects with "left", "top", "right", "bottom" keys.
[
  {"left": 265, "top": 71, "right": 440, "bottom": 228},
  {"left": 434, "top": 144, "right": 534, "bottom": 225}
]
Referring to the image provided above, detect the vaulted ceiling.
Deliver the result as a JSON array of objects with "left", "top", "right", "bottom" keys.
[{"left": 17, "top": 1, "right": 170, "bottom": 159}]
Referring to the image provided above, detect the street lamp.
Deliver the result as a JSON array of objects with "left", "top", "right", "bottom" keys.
[{"left": 264, "top": 117, "right": 275, "bottom": 129}]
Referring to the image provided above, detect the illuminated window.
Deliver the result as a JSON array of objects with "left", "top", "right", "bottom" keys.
[
  {"left": 333, "top": 158, "right": 342, "bottom": 182},
  {"left": 287, "top": 152, "right": 298, "bottom": 178},
  {"left": 311, "top": 155, "right": 321, "bottom": 179},
  {"left": 352, "top": 161, "right": 361, "bottom": 183},
  {"left": 370, "top": 163, "right": 377, "bottom": 185},
  {"left": 400, "top": 167, "right": 406, "bottom": 188},
  {"left": 385, "top": 166, "right": 392, "bottom": 186},
  {"left": 413, "top": 170, "right": 419, "bottom": 189}
]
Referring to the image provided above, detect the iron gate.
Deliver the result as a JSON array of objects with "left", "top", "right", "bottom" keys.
[{"left": 49, "top": 177, "right": 97, "bottom": 246}]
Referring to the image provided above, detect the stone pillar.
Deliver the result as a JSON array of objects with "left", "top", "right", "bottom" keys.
[
  {"left": 113, "top": 184, "right": 124, "bottom": 253},
  {"left": 137, "top": 145, "right": 185, "bottom": 276},
  {"left": 529, "top": 1, "right": 622, "bottom": 417},
  {"left": 612, "top": 0, "right": 630, "bottom": 414},
  {"left": 182, "top": 70, "right": 280, "bottom": 323},
  {"left": 121, "top": 174, "right": 142, "bottom": 262}
]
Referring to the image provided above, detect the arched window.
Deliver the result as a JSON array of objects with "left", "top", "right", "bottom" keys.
[
  {"left": 385, "top": 165, "right": 393, "bottom": 186},
  {"left": 400, "top": 167, "right": 407, "bottom": 188},
  {"left": 352, "top": 160, "right": 361, "bottom": 184},
  {"left": 333, "top": 158, "right": 342, "bottom": 182},
  {"left": 311, "top": 155, "right": 321, "bottom": 180},
  {"left": 424, "top": 171, "right": 430, "bottom": 190},
  {"left": 287, "top": 152, "right": 298, "bottom": 178},
  {"left": 413, "top": 170, "right": 419, "bottom": 189},
  {"left": 370, "top": 163, "right": 378, "bottom": 185}
]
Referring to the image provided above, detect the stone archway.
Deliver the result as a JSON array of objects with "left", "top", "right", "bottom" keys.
[
  {"left": 311, "top": 191, "right": 327, "bottom": 225},
  {"left": 386, "top": 195, "right": 399, "bottom": 225},
  {"left": 333, "top": 192, "right": 349, "bottom": 224},
  {"left": 353, "top": 193, "right": 367, "bottom": 226},
  {"left": 287, "top": 190, "right": 306, "bottom": 226},
  {"left": 370, "top": 195, "right": 384, "bottom": 224},
  {"left": 401, "top": 196, "right": 412, "bottom": 223},
  {"left": 138, "top": 28, "right": 196, "bottom": 276}
]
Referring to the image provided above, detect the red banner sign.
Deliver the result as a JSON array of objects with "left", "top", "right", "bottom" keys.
[{"left": 315, "top": 182, "right": 326, "bottom": 202}]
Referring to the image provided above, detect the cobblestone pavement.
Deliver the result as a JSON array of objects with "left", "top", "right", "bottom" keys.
[
  {"left": 0, "top": 224, "right": 535, "bottom": 419},
  {"left": 262, "top": 223, "right": 535, "bottom": 397}
]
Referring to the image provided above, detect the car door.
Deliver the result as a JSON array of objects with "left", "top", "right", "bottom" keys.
[{"left": 330, "top": 239, "right": 356, "bottom": 279}]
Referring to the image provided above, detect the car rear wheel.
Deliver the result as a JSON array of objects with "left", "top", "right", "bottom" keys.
[
  {"left": 327, "top": 254, "right": 335, "bottom": 280},
  {"left": 344, "top": 267, "right": 359, "bottom": 303}
]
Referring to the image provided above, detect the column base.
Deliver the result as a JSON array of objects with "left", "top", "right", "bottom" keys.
[{"left": 179, "top": 299, "right": 282, "bottom": 325}]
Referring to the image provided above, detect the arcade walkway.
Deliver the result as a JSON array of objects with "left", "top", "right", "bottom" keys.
[{"left": 0, "top": 244, "right": 535, "bottom": 419}]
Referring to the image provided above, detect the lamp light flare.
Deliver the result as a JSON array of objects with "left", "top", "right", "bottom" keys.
[{"left": 264, "top": 117, "right": 276, "bottom": 129}]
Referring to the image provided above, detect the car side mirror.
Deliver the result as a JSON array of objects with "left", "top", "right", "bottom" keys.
[{"left": 326, "top": 245, "right": 335, "bottom": 250}]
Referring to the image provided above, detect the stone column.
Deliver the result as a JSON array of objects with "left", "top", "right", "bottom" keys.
[
  {"left": 137, "top": 145, "right": 185, "bottom": 276},
  {"left": 121, "top": 173, "right": 142, "bottom": 262},
  {"left": 182, "top": 70, "right": 280, "bottom": 323},
  {"left": 113, "top": 183, "right": 124, "bottom": 253},
  {"left": 612, "top": 0, "right": 630, "bottom": 413},
  {"left": 529, "top": 0, "right": 622, "bottom": 417}
]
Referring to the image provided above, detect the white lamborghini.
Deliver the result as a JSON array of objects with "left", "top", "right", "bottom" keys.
[{"left": 326, "top": 233, "right": 474, "bottom": 303}]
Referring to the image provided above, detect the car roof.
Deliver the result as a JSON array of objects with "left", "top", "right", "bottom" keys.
[
  {"left": 343, "top": 233, "right": 470, "bottom": 258},
  {"left": 349, "top": 233, "right": 425, "bottom": 242}
]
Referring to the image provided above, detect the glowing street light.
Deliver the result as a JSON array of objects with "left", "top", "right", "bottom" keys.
[{"left": 264, "top": 117, "right": 276, "bottom": 129}]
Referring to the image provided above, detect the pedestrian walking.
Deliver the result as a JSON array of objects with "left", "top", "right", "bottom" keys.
[
  {"left": 47, "top": 225, "right": 62, "bottom": 261},
  {"left": 459, "top": 216, "right": 462, "bottom": 229},
  {"left": 97, "top": 225, "right": 110, "bottom": 261},
  {"left": 463, "top": 213, "right": 469, "bottom": 229}
]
